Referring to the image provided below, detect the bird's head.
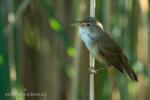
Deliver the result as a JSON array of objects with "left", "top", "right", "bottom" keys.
[{"left": 73, "top": 17, "right": 103, "bottom": 36}]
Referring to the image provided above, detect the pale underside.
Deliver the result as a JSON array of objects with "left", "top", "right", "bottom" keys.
[{"left": 79, "top": 27, "right": 107, "bottom": 65}]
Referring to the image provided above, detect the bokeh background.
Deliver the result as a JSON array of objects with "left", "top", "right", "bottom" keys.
[{"left": 0, "top": 0, "right": 150, "bottom": 100}]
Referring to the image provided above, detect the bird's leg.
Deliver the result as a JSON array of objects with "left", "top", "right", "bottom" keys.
[
  {"left": 88, "top": 66, "right": 109, "bottom": 74},
  {"left": 97, "top": 66, "right": 108, "bottom": 71},
  {"left": 88, "top": 66, "right": 97, "bottom": 74}
]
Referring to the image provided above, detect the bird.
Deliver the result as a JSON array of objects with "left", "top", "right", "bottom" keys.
[{"left": 76, "top": 17, "right": 138, "bottom": 81}]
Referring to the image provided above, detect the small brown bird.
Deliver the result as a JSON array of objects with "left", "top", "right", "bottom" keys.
[{"left": 77, "top": 17, "right": 138, "bottom": 81}]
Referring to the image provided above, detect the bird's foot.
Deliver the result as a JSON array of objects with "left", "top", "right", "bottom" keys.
[
  {"left": 88, "top": 66, "right": 108, "bottom": 74},
  {"left": 88, "top": 67, "right": 98, "bottom": 74}
]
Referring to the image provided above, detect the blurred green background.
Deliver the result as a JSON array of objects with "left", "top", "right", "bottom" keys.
[{"left": 0, "top": 0, "right": 150, "bottom": 100}]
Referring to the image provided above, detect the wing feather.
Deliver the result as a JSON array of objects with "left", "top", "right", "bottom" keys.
[
  {"left": 97, "top": 31, "right": 138, "bottom": 81},
  {"left": 97, "top": 32, "right": 125, "bottom": 72}
]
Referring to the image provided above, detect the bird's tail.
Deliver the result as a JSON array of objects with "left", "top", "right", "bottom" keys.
[{"left": 124, "top": 63, "right": 138, "bottom": 81}]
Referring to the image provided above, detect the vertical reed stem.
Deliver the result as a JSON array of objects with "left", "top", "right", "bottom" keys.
[{"left": 89, "top": 0, "right": 96, "bottom": 100}]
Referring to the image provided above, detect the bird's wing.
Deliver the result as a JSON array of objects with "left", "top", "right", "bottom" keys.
[
  {"left": 97, "top": 31, "right": 138, "bottom": 81},
  {"left": 97, "top": 32, "right": 127, "bottom": 73}
]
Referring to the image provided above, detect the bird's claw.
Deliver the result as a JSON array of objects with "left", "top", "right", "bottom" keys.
[
  {"left": 88, "top": 66, "right": 108, "bottom": 74},
  {"left": 88, "top": 67, "right": 98, "bottom": 74}
]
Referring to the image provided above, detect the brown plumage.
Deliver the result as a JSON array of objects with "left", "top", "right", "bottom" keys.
[
  {"left": 78, "top": 17, "right": 138, "bottom": 81},
  {"left": 97, "top": 31, "right": 138, "bottom": 81}
]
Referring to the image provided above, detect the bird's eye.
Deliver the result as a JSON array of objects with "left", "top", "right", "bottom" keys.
[{"left": 86, "top": 23, "right": 90, "bottom": 26}]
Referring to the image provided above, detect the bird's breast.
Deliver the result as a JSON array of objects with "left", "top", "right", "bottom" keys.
[
  {"left": 79, "top": 28, "right": 98, "bottom": 56},
  {"left": 79, "top": 27, "right": 109, "bottom": 65},
  {"left": 79, "top": 28, "right": 95, "bottom": 49}
]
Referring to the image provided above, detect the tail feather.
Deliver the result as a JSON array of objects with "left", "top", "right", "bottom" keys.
[{"left": 124, "top": 64, "right": 138, "bottom": 81}]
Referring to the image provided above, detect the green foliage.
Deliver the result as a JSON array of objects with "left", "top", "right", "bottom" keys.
[
  {"left": 0, "top": 2, "right": 11, "bottom": 99},
  {"left": 67, "top": 47, "right": 77, "bottom": 58},
  {"left": 24, "top": 26, "right": 39, "bottom": 48},
  {"left": 40, "top": 0, "right": 72, "bottom": 48},
  {"left": 0, "top": 54, "right": 4, "bottom": 65},
  {"left": 49, "top": 18, "right": 62, "bottom": 31}
]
